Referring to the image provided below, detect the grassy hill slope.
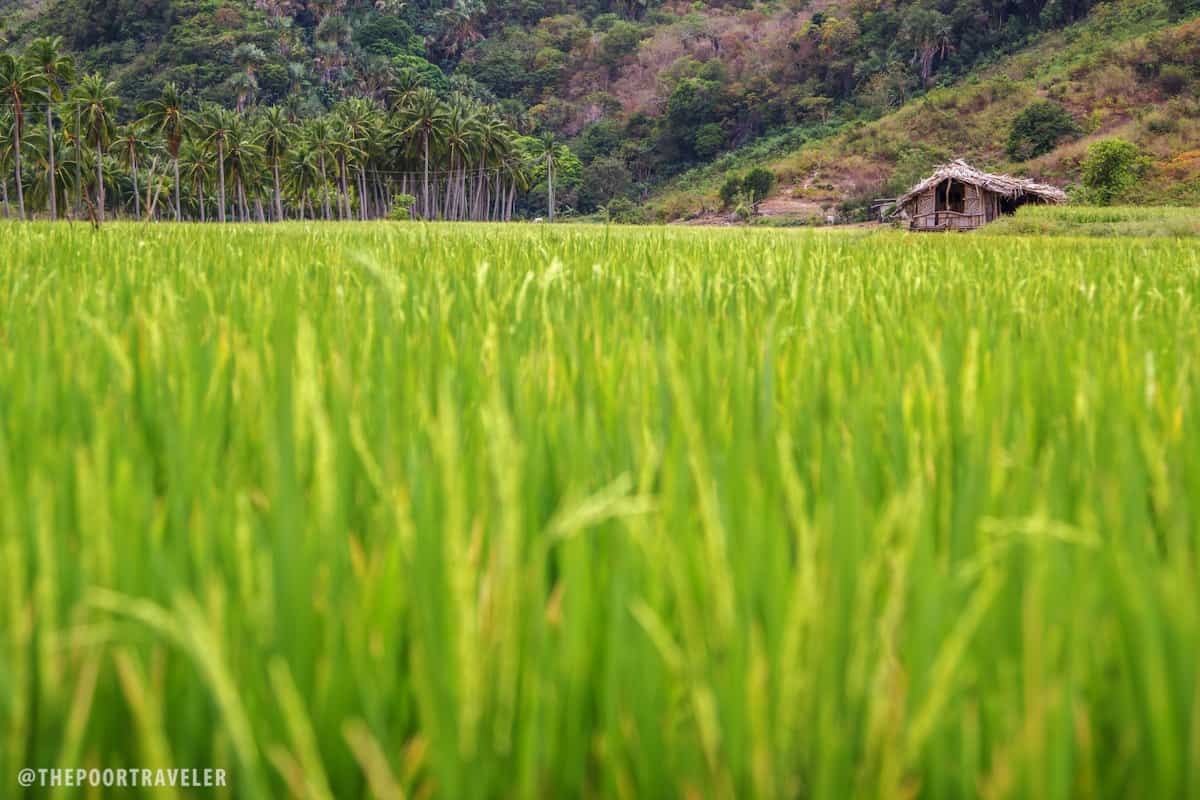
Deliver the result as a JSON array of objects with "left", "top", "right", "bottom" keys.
[{"left": 649, "top": 0, "right": 1200, "bottom": 222}]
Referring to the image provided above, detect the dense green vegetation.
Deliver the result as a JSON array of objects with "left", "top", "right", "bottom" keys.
[
  {"left": 6, "top": 0, "right": 1196, "bottom": 218},
  {"left": 1, "top": 37, "right": 580, "bottom": 222},
  {"left": 1004, "top": 100, "right": 1080, "bottom": 161},
  {"left": 649, "top": 2, "right": 1200, "bottom": 221},
  {"left": 3, "top": 220, "right": 1199, "bottom": 798}
]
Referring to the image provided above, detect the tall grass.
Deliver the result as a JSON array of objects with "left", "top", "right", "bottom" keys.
[
  {"left": 985, "top": 205, "right": 1200, "bottom": 237},
  {"left": 1, "top": 221, "right": 1199, "bottom": 799}
]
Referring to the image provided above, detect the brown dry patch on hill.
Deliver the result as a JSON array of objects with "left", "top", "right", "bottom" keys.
[{"left": 555, "top": 0, "right": 836, "bottom": 128}]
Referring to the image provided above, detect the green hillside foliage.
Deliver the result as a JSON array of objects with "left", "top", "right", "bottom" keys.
[
  {"left": 7, "top": 0, "right": 1192, "bottom": 217},
  {"left": 649, "top": 0, "right": 1200, "bottom": 221},
  {"left": 4, "top": 0, "right": 1200, "bottom": 224},
  {"left": 1006, "top": 100, "right": 1081, "bottom": 160}
]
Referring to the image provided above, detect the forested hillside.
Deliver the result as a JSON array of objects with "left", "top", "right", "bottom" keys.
[
  {"left": 2, "top": 0, "right": 1198, "bottom": 218},
  {"left": 650, "top": 0, "right": 1200, "bottom": 221}
]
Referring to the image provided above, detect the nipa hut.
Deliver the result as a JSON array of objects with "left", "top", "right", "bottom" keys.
[{"left": 894, "top": 160, "right": 1067, "bottom": 231}]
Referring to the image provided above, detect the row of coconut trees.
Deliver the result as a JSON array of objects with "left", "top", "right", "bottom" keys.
[{"left": 1, "top": 37, "right": 571, "bottom": 223}]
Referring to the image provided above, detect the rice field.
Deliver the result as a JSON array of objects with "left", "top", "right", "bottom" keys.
[
  {"left": 2, "top": 221, "right": 1199, "bottom": 799},
  {"left": 983, "top": 204, "right": 1200, "bottom": 237}
]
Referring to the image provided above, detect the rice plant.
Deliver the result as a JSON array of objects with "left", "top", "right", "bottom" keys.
[{"left": 1, "top": 221, "right": 1198, "bottom": 799}]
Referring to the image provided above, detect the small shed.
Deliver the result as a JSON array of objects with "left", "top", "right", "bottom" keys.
[{"left": 895, "top": 160, "right": 1067, "bottom": 231}]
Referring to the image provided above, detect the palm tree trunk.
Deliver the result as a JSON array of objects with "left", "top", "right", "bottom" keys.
[
  {"left": 47, "top": 105, "right": 57, "bottom": 220},
  {"left": 217, "top": 139, "right": 227, "bottom": 223},
  {"left": 422, "top": 132, "right": 430, "bottom": 220},
  {"left": 319, "top": 153, "right": 331, "bottom": 221},
  {"left": 237, "top": 177, "right": 247, "bottom": 222},
  {"left": 456, "top": 167, "right": 465, "bottom": 221},
  {"left": 198, "top": 182, "right": 206, "bottom": 222},
  {"left": 443, "top": 153, "right": 455, "bottom": 219},
  {"left": 273, "top": 157, "right": 283, "bottom": 222},
  {"left": 474, "top": 170, "right": 485, "bottom": 221},
  {"left": 13, "top": 118, "right": 25, "bottom": 220},
  {"left": 358, "top": 167, "right": 368, "bottom": 221},
  {"left": 174, "top": 156, "right": 181, "bottom": 222},
  {"left": 131, "top": 151, "right": 141, "bottom": 219},
  {"left": 1, "top": 173, "right": 9, "bottom": 218},
  {"left": 343, "top": 160, "right": 352, "bottom": 220},
  {"left": 75, "top": 104, "right": 83, "bottom": 217},
  {"left": 96, "top": 141, "right": 105, "bottom": 222},
  {"left": 461, "top": 168, "right": 468, "bottom": 220},
  {"left": 337, "top": 157, "right": 348, "bottom": 221},
  {"left": 547, "top": 156, "right": 554, "bottom": 222}
]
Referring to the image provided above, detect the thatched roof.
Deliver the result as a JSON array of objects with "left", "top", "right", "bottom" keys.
[{"left": 896, "top": 160, "right": 1067, "bottom": 208}]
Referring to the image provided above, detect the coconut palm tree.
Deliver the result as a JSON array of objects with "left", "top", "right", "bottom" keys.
[
  {"left": 139, "top": 83, "right": 191, "bottom": 222},
  {"left": 475, "top": 114, "right": 512, "bottom": 220},
  {"left": 529, "top": 132, "right": 566, "bottom": 222},
  {"left": 70, "top": 72, "right": 118, "bottom": 221},
  {"left": 333, "top": 98, "right": 377, "bottom": 219},
  {"left": 256, "top": 106, "right": 294, "bottom": 221},
  {"left": 286, "top": 62, "right": 307, "bottom": 97},
  {"left": 222, "top": 116, "right": 263, "bottom": 222},
  {"left": 199, "top": 105, "right": 233, "bottom": 222},
  {"left": 25, "top": 124, "right": 74, "bottom": 217},
  {"left": 304, "top": 116, "right": 336, "bottom": 220},
  {"left": 431, "top": 0, "right": 485, "bottom": 61},
  {"left": 441, "top": 101, "right": 479, "bottom": 221},
  {"left": 353, "top": 54, "right": 393, "bottom": 105},
  {"left": 227, "top": 72, "right": 258, "bottom": 116},
  {"left": 179, "top": 141, "right": 214, "bottom": 222},
  {"left": 498, "top": 142, "right": 530, "bottom": 221},
  {"left": 327, "top": 124, "right": 364, "bottom": 220},
  {"left": 314, "top": 15, "right": 352, "bottom": 84},
  {"left": 0, "top": 110, "right": 13, "bottom": 217},
  {"left": 114, "top": 122, "right": 147, "bottom": 218},
  {"left": 398, "top": 89, "right": 449, "bottom": 220},
  {"left": 282, "top": 141, "right": 320, "bottom": 220},
  {"left": 231, "top": 43, "right": 265, "bottom": 113},
  {"left": 0, "top": 53, "right": 50, "bottom": 219},
  {"left": 384, "top": 68, "right": 423, "bottom": 112},
  {"left": 24, "top": 36, "right": 74, "bottom": 220}
]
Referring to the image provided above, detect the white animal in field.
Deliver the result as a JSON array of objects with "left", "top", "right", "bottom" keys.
[{"left": 533, "top": 217, "right": 544, "bottom": 223}]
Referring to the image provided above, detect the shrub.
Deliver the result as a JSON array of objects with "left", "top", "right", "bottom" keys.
[
  {"left": 356, "top": 17, "right": 421, "bottom": 59},
  {"left": 693, "top": 123, "right": 725, "bottom": 159},
  {"left": 598, "top": 21, "right": 643, "bottom": 70},
  {"left": 718, "top": 175, "right": 743, "bottom": 208},
  {"left": 388, "top": 194, "right": 416, "bottom": 220},
  {"left": 601, "top": 197, "right": 645, "bottom": 224},
  {"left": 1159, "top": 64, "right": 1191, "bottom": 96},
  {"left": 1006, "top": 101, "right": 1080, "bottom": 161},
  {"left": 1081, "top": 139, "right": 1148, "bottom": 205},
  {"left": 1143, "top": 111, "right": 1176, "bottom": 135},
  {"left": 579, "top": 157, "right": 634, "bottom": 212},
  {"left": 742, "top": 167, "right": 776, "bottom": 203},
  {"left": 733, "top": 197, "right": 753, "bottom": 221},
  {"left": 390, "top": 56, "right": 448, "bottom": 94}
]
